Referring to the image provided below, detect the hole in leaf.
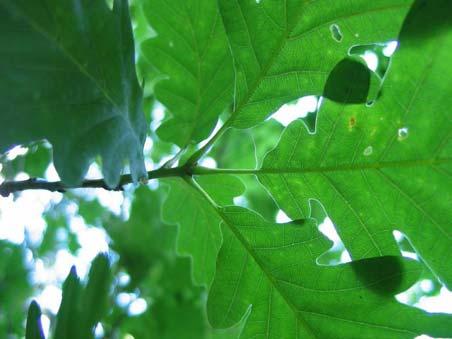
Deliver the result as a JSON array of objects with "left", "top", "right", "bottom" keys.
[
  {"left": 383, "top": 41, "right": 398, "bottom": 57},
  {"left": 329, "top": 24, "right": 343, "bottom": 42},
  {"left": 302, "top": 110, "right": 318, "bottom": 134},
  {"left": 349, "top": 41, "right": 397, "bottom": 79},
  {"left": 361, "top": 51, "right": 378, "bottom": 72},
  {"left": 393, "top": 230, "right": 418, "bottom": 260},
  {"left": 398, "top": 127, "right": 409, "bottom": 141}
]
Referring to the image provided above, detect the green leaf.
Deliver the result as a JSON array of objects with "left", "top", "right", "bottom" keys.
[
  {"left": 52, "top": 255, "right": 112, "bottom": 339},
  {"left": 197, "top": 175, "right": 245, "bottom": 206},
  {"left": 141, "top": 0, "right": 234, "bottom": 148},
  {"left": 107, "top": 190, "right": 239, "bottom": 339},
  {"left": 162, "top": 175, "right": 244, "bottom": 285},
  {"left": 108, "top": 186, "right": 177, "bottom": 286},
  {"left": 131, "top": 2, "right": 160, "bottom": 99},
  {"left": 209, "top": 129, "right": 256, "bottom": 170},
  {"left": 208, "top": 319, "right": 246, "bottom": 339},
  {"left": 205, "top": 120, "right": 284, "bottom": 220},
  {"left": 0, "top": 0, "right": 146, "bottom": 186},
  {"left": 208, "top": 119, "right": 285, "bottom": 170},
  {"left": 259, "top": 0, "right": 452, "bottom": 286},
  {"left": 26, "top": 301, "right": 45, "bottom": 339},
  {"left": 80, "top": 254, "right": 112, "bottom": 338},
  {"left": 207, "top": 207, "right": 452, "bottom": 339},
  {"left": 1, "top": 143, "right": 51, "bottom": 180},
  {"left": 77, "top": 197, "right": 110, "bottom": 227},
  {"left": 54, "top": 266, "right": 83, "bottom": 339},
  {"left": 0, "top": 241, "right": 32, "bottom": 337},
  {"left": 251, "top": 120, "right": 285, "bottom": 168},
  {"left": 218, "top": 0, "right": 412, "bottom": 128},
  {"left": 116, "top": 253, "right": 242, "bottom": 339},
  {"left": 2, "top": 1, "right": 451, "bottom": 337},
  {"left": 126, "top": 300, "right": 207, "bottom": 339}
]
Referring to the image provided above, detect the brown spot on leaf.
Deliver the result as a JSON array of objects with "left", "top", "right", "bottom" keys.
[{"left": 349, "top": 117, "right": 356, "bottom": 129}]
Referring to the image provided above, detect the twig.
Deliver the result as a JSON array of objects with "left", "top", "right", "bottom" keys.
[{"left": 0, "top": 167, "right": 185, "bottom": 197}]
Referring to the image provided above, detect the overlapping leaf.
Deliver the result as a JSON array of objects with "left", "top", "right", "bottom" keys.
[
  {"left": 0, "top": 0, "right": 146, "bottom": 186},
  {"left": 218, "top": 0, "right": 412, "bottom": 128},
  {"left": 105, "top": 185, "right": 243, "bottom": 339},
  {"left": 26, "top": 254, "right": 111, "bottom": 339},
  {"left": 162, "top": 175, "right": 244, "bottom": 285},
  {"left": 141, "top": 0, "right": 234, "bottom": 148},
  {"left": 207, "top": 207, "right": 452, "bottom": 338},
  {"left": 25, "top": 301, "right": 44, "bottom": 339},
  {"left": 207, "top": 120, "right": 284, "bottom": 220},
  {"left": 0, "top": 143, "right": 51, "bottom": 180},
  {"left": 0, "top": 241, "right": 32, "bottom": 337},
  {"left": 108, "top": 186, "right": 177, "bottom": 286},
  {"left": 260, "top": 0, "right": 452, "bottom": 286}
]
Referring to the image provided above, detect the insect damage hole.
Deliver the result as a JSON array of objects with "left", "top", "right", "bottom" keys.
[
  {"left": 330, "top": 24, "right": 343, "bottom": 42},
  {"left": 398, "top": 127, "right": 409, "bottom": 141},
  {"left": 363, "top": 146, "right": 373, "bottom": 156}
]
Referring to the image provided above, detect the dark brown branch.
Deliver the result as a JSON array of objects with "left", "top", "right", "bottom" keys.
[{"left": 0, "top": 167, "right": 186, "bottom": 197}]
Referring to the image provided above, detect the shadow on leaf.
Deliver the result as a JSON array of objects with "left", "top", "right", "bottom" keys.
[
  {"left": 401, "top": 0, "right": 452, "bottom": 41},
  {"left": 351, "top": 256, "right": 414, "bottom": 296},
  {"left": 323, "top": 58, "right": 370, "bottom": 104}
]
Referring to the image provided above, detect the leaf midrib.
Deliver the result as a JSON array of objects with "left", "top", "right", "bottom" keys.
[
  {"left": 185, "top": 177, "right": 319, "bottom": 339},
  {"left": 227, "top": 1, "right": 411, "bottom": 125},
  {"left": 185, "top": 176, "right": 443, "bottom": 338},
  {"left": 192, "top": 157, "right": 451, "bottom": 176}
]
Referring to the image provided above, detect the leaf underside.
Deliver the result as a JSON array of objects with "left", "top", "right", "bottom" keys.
[
  {"left": 0, "top": 0, "right": 146, "bottom": 186},
  {"left": 260, "top": 0, "right": 452, "bottom": 288},
  {"left": 219, "top": 0, "right": 412, "bottom": 128},
  {"left": 161, "top": 1, "right": 452, "bottom": 338},
  {"left": 4, "top": 0, "right": 452, "bottom": 338},
  {"left": 141, "top": 0, "right": 234, "bottom": 148},
  {"left": 207, "top": 207, "right": 452, "bottom": 339}
]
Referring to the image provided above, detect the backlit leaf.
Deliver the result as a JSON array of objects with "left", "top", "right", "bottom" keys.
[
  {"left": 141, "top": 0, "right": 234, "bottom": 148},
  {"left": 207, "top": 207, "right": 452, "bottom": 339},
  {"left": 219, "top": 0, "right": 412, "bottom": 128},
  {"left": 162, "top": 175, "right": 244, "bottom": 285},
  {"left": 260, "top": 0, "right": 452, "bottom": 286}
]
